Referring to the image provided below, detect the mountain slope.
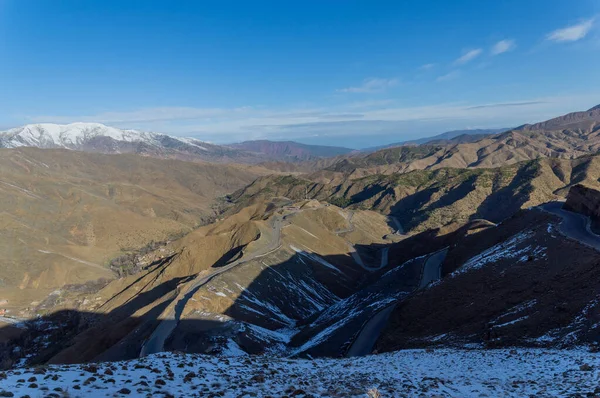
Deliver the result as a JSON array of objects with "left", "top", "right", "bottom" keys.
[
  {"left": 517, "top": 104, "right": 600, "bottom": 133},
  {"left": 376, "top": 208, "right": 600, "bottom": 352},
  {"left": 230, "top": 154, "right": 600, "bottom": 234},
  {"left": 0, "top": 148, "right": 267, "bottom": 312},
  {"left": 322, "top": 105, "right": 600, "bottom": 173},
  {"left": 365, "top": 128, "right": 509, "bottom": 151},
  {"left": 3, "top": 194, "right": 599, "bottom": 368},
  {"left": 0, "top": 123, "right": 262, "bottom": 163}
]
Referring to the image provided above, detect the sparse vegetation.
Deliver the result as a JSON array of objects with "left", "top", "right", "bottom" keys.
[{"left": 328, "top": 197, "right": 353, "bottom": 208}]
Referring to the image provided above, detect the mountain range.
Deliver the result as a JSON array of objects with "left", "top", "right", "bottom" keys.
[
  {"left": 0, "top": 123, "right": 355, "bottom": 163},
  {"left": 364, "top": 127, "right": 510, "bottom": 151},
  {"left": 308, "top": 104, "right": 600, "bottom": 175},
  {"left": 0, "top": 103, "right": 599, "bottom": 391}
]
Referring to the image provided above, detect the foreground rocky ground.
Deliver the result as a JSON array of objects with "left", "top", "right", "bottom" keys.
[{"left": 0, "top": 348, "right": 598, "bottom": 397}]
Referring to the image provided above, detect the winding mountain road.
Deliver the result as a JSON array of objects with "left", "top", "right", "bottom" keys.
[
  {"left": 419, "top": 248, "right": 447, "bottom": 289},
  {"left": 346, "top": 248, "right": 448, "bottom": 357},
  {"left": 140, "top": 216, "right": 285, "bottom": 357},
  {"left": 539, "top": 202, "right": 600, "bottom": 251},
  {"left": 346, "top": 304, "right": 396, "bottom": 357}
]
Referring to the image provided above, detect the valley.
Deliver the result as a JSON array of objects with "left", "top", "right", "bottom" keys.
[
  {"left": 5, "top": 3, "right": 600, "bottom": 396},
  {"left": 0, "top": 104, "right": 599, "bottom": 396}
]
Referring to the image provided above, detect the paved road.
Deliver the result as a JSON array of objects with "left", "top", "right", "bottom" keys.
[
  {"left": 140, "top": 215, "right": 285, "bottom": 357},
  {"left": 380, "top": 248, "right": 389, "bottom": 269},
  {"left": 346, "top": 304, "right": 396, "bottom": 357},
  {"left": 346, "top": 248, "right": 448, "bottom": 357},
  {"left": 539, "top": 202, "right": 600, "bottom": 251},
  {"left": 334, "top": 211, "right": 355, "bottom": 235},
  {"left": 419, "top": 248, "right": 447, "bottom": 289},
  {"left": 333, "top": 211, "right": 375, "bottom": 270}
]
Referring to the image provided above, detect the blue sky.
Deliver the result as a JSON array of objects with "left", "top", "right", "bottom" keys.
[{"left": 1, "top": 0, "right": 599, "bottom": 148}]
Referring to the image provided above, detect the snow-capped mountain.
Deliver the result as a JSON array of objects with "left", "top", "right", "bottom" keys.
[
  {"left": 0, "top": 123, "right": 354, "bottom": 164},
  {"left": 0, "top": 123, "right": 160, "bottom": 149},
  {"left": 0, "top": 122, "right": 255, "bottom": 163}
]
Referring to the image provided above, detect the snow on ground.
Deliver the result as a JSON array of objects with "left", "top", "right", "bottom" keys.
[
  {"left": 1, "top": 348, "right": 598, "bottom": 397},
  {"left": 452, "top": 230, "right": 547, "bottom": 276}
]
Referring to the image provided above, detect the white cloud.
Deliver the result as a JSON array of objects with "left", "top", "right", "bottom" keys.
[
  {"left": 419, "top": 63, "right": 436, "bottom": 70},
  {"left": 454, "top": 49, "right": 482, "bottom": 65},
  {"left": 491, "top": 39, "right": 516, "bottom": 55},
  {"left": 21, "top": 95, "right": 600, "bottom": 143},
  {"left": 436, "top": 70, "right": 461, "bottom": 82},
  {"left": 337, "top": 77, "right": 399, "bottom": 93},
  {"left": 547, "top": 19, "right": 594, "bottom": 42}
]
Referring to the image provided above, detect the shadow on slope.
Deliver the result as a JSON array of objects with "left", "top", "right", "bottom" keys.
[{"left": 3, "top": 208, "right": 599, "bottom": 369}]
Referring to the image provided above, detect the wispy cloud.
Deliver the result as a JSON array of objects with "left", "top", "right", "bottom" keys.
[
  {"left": 22, "top": 95, "right": 599, "bottom": 144},
  {"left": 419, "top": 63, "right": 436, "bottom": 70},
  {"left": 466, "top": 101, "right": 547, "bottom": 110},
  {"left": 491, "top": 39, "right": 516, "bottom": 55},
  {"left": 337, "top": 77, "right": 399, "bottom": 93},
  {"left": 454, "top": 49, "right": 482, "bottom": 65},
  {"left": 547, "top": 19, "right": 594, "bottom": 42},
  {"left": 436, "top": 70, "right": 461, "bottom": 82}
]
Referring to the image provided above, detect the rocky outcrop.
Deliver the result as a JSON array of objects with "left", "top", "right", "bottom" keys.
[{"left": 564, "top": 184, "right": 600, "bottom": 233}]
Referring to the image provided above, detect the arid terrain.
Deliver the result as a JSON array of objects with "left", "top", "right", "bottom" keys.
[
  {"left": 0, "top": 105, "right": 599, "bottom": 397},
  {"left": 0, "top": 148, "right": 270, "bottom": 313}
]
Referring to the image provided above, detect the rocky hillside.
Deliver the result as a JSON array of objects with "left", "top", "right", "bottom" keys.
[
  {"left": 230, "top": 154, "right": 600, "bottom": 234},
  {"left": 315, "top": 105, "right": 600, "bottom": 173},
  {"left": 2, "top": 193, "right": 599, "bottom": 368},
  {"left": 0, "top": 198, "right": 401, "bottom": 366},
  {"left": 564, "top": 184, "right": 600, "bottom": 233},
  {"left": 376, "top": 207, "right": 600, "bottom": 352},
  {"left": 0, "top": 148, "right": 267, "bottom": 313}
]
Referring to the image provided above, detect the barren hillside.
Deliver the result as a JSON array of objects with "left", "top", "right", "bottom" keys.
[
  {"left": 0, "top": 148, "right": 267, "bottom": 311},
  {"left": 232, "top": 154, "right": 600, "bottom": 234}
]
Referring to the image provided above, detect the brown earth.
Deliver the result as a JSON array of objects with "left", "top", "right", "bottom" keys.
[
  {"left": 232, "top": 153, "right": 600, "bottom": 235},
  {"left": 0, "top": 148, "right": 269, "bottom": 313},
  {"left": 0, "top": 198, "right": 397, "bottom": 365},
  {"left": 312, "top": 104, "right": 600, "bottom": 175},
  {"left": 376, "top": 209, "right": 600, "bottom": 351}
]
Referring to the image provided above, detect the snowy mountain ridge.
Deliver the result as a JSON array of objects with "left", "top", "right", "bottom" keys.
[{"left": 0, "top": 122, "right": 199, "bottom": 150}]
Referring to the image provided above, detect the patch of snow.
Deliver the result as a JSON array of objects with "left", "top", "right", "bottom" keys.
[
  {"left": 290, "top": 245, "right": 344, "bottom": 274},
  {"left": 178, "top": 137, "right": 209, "bottom": 151},
  {"left": 493, "top": 315, "right": 530, "bottom": 328},
  {"left": 220, "top": 339, "right": 248, "bottom": 357},
  {"left": 454, "top": 230, "right": 547, "bottom": 276},
  {"left": 1, "top": 349, "right": 598, "bottom": 397}
]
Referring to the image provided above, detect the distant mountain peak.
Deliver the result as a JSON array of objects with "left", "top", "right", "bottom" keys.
[
  {"left": 588, "top": 104, "right": 600, "bottom": 112},
  {"left": 0, "top": 123, "right": 261, "bottom": 162}
]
